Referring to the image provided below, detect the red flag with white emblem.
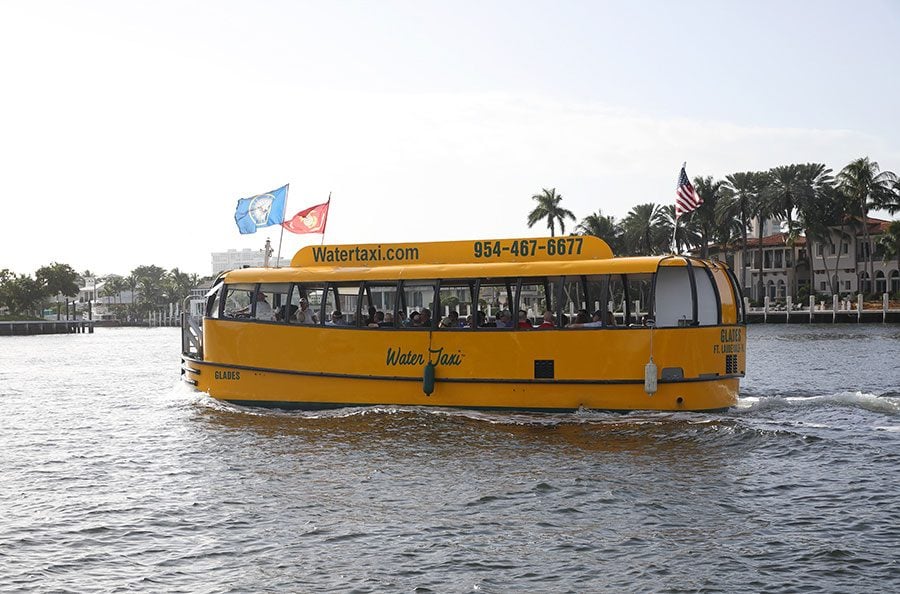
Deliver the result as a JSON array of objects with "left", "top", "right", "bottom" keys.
[{"left": 282, "top": 199, "right": 330, "bottom": 234}]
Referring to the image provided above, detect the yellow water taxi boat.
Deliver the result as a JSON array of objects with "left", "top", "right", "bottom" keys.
[{"left": 180, "top": 236, "right": 745, "bottom": 411}]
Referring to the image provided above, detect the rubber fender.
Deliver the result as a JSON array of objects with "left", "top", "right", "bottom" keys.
[{"left": 423, "top": 362, "right": 436, "bottom": 396}]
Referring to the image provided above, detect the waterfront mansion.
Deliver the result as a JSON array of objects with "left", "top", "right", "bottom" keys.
[{"left": 705, "top": 216, "right": 899, "bottom": 301}]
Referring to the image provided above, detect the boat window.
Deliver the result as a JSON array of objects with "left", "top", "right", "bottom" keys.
[
  {"left": 438, "top": 280, "right": 475, "bottom": 328},
  {"left": 222, "top": 284, "right": 255, "bottom": 319},
  {"left": 476, "top": 278, "right": 514, "bottom": 327},
  {"left": 287, "top": 283, "right": 324, "bottom": 325},
  {"left": 584, "top": 275, "right": 615, "bottom": 327},
  {"left": 399, "top": 281, "right": 437, "bottom": 329},
  {"left": 607, "top": 275, "right": 625, "bottom": 325},
  {"left": 654, "top": 267, "right": 694, "bottom": 327},
  {"left": 323, "top": 283, "right": 361, "bottom": 326},
  {"left": 362, "top": 282, "right": 398, "bottom": 327},
  {"left": 559, "top": 276, "right": 588, "bottom": 325},
  {"left": 206, "top": 282, "right": 223, "bottom": 318},
  {"left": 624, "top": 274, "right": 653, "bottom": 326},
  {"left": 692, "top": 266, "right": 719, "bottom": 326},
  {"left": 517, "top": 277, "right": 551, "bottom": 327},
  {"left": 260, "top": 283, "right": 290, "bottom": 322}
]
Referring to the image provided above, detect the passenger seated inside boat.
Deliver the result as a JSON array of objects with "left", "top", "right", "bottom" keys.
[
  {"left": 416, "top": 308, "right": 432, "bottom": 328},
  {"left": 294, "top": 298, "right": 317, "bottom": 324},
  {"left": 439, "top": 311, "right": 461, "bottom": 329},
  {"left": 569, "top": 310, "right": 605, "bottom": 328},
  {"left": 494, "top": 310, "right": 512, "bottom": 328},
  {"left": 369, "top": 311, "right": 385, "bottom": 327},
  {"left": 253, "top": 292, "right": 274, "bottom": 321},
  {"left": 327, "top": 310, "right": 346, "bottom": 326},
  {"left": 275, "top": 304, "right": 298, "bottom": 321},
  {"left": 516, "top": 310, "right": 532, "bottom": 329},
  {"left": 536, "top": 310, "right": 554, "bottom": 329}
]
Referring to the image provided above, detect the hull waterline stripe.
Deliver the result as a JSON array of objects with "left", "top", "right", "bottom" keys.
[
  {"left": 220, "top": 399, "right": 733, "bottom": 413},
  {"left": 181, "top": 356, "right": 743, "bottom": 386}
]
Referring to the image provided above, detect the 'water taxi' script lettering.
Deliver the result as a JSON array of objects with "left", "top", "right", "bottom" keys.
[{"left": 385, "top": 347, "right": 463, "bottom": 367}]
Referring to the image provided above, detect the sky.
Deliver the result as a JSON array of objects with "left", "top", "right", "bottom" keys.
[{"left": 2, "top": 0, "right": 899, "bottom": 277}]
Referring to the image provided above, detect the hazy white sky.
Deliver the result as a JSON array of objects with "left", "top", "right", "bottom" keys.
[{"left": 2, "top": 0, "right": 899, "bottom": 276}]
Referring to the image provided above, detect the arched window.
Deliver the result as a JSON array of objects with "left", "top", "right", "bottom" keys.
[
  {"left": 875, "top": 271, "right": 886, "bottom": 294},
  {"left": 777, "top": 279, "right": 786, "bottom": 299},
  {"left": 858, "top": 271, "right": 870, "bottom": 294},
  {"left": 890, "top": 270, "right": 900, "bottom": 294},
  {"left": 766, "top": 280, "right": 775, "bottom": 300}
]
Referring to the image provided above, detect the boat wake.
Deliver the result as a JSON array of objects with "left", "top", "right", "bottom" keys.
[{"left": 736, "top": 390, "right": 900, "bottom": 416}]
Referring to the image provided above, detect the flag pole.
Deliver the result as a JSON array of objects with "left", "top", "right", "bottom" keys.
[
  {"left": 671, "top": 163, "right": 685, "bottom": 254},
  {"left": 319, "top": 192, "right": 331, "bottom": 246},
  {"left": 275, "top": 183, "right": 289, "bottom": 268}
]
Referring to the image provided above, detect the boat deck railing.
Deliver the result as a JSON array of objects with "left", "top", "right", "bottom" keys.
[{"left": 181, "top": 297, "right": 204, "bottom": 358}]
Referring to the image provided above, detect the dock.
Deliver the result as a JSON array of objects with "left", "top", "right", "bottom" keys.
[
  {"left": 0, "top": 320, "right": 95, "bottom": 336},
  {"left": 745, "top": 294, "right": 900, "bottom": 324}
]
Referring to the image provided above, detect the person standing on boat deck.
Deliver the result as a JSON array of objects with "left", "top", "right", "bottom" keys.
[
  {"left": 254, "top": 292, "right": 274, "bottom": 321},
  {"left": 294, "top": 297, "right": 317, "bottom": 324}
]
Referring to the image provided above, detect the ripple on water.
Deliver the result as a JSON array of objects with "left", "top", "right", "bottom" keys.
[{"left": 1, "top": 327, "right": 899, "bottom": 592}]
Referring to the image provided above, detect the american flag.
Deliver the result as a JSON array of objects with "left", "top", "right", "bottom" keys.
[{"left": 675, "top": 164, "right": 702, "bottom": 218}]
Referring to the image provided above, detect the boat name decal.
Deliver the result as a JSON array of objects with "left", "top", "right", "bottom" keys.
[
  {"left": 214, "top": 370, "right": 241, "bottom": 380},
  {"left": 311, "top": 245, "right": 421, "bottom": 264},
  {"left": 386, "top": 347, "right": 463, "bottom": 367},
  {"left": 713, "top": 328, "right": 743, "bottom": 354}
]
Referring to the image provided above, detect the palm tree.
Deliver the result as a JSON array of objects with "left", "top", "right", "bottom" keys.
[
  {"left": 721, "top": 172, "right": 760, "bottom": 296},
  {"left": 767, "top": 165, "right": 801, "bottom": 239},
  {"left": 575, "top": 210, "right": 623, "bottom": 254},
  {"left": 751, "top": 171, "right": 776, "bottom": 301},
  {"left": 622, "top": 203, "right": 665, "bottom": 256},
  {"left": 797, "top": 184, "right": 853, "bottom": 295},
  {"left": 877, "top": 220, "right": 900, "bottom": 295},
  {"left": 706, "top": 200, "right": 744, "bottom": 268},
  {"left": 658, "top": 205, "right": 701, "bottom": 254},
  {"left": 837, "top": 157, "right": 898, "bottom": 291},
  {"left": 166, "top": 268, "right": 195, "bottom": 305},
  {"left": 689, "top": 176, "right": 724, "bottom": 259},
  {"left": 527, "top": 188, "right": 575, "bottom": 237},
  {"left": 790, "top": 164, "right": 835, "bottom": 297},
  {"left": 882, "top": 179, "right": 900, "bottom": 214},
  {"left": 131, "top": 265, "right": 167, "bottom": 316}
]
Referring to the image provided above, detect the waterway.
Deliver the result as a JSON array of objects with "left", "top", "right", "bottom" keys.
[{"left": 1, "top": 326, "right": 898, "bottom": 592}]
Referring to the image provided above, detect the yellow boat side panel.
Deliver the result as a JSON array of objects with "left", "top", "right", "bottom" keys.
[{"left": 194, "top": 321, "right": 744, "bottom": 411}]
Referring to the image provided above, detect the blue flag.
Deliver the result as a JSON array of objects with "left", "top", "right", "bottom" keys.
[{"left": 234, "top": 184, "right": 288, "bottom": 234}]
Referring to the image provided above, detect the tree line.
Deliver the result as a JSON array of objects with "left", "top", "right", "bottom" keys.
[
  {"left": 527, "top": 157, "right": 900, "bottom": 299},
  {"left": 0, "top": 263, "right": 205, "bottom": 320}
]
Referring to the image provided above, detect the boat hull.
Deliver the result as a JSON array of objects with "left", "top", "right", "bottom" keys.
[{"left": 181, "top": 320, "right": 744, "bottom": 412}]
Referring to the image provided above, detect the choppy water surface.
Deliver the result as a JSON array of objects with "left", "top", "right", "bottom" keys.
[{"left": 1, "top": 325, "right": 898, "bottom": 592}]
